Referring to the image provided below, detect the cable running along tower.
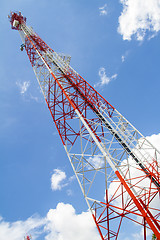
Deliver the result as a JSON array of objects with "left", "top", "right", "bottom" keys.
[{"left": 9, "top": 12, "right": 160, "bottom": 240}]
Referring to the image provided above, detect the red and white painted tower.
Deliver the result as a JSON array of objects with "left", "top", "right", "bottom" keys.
[{"left": 9, "top": 12, "right": 160, "bottom": 240}]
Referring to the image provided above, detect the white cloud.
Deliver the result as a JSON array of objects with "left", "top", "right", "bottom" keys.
[
  {"left": 66, "top": 189, "right": 73, "bottom": 196},
  {"left": 0, "top": 215, "right": 46, "bottom": 240},
  {"left": 16, "top": 81, "right": 30, "bottom": 95},
  {"left": 45, "top": 203, "right": 99, "bottom": 240},
  {"left": 51, "top": 169, "right": 67, "bottom": 191},
  {"left": 15, "top": 81, "right": 42, "bottom": 102},
  {"left": 29, "top": 94, "right": 41, "bottom": 103},
  {"left": 111, "top": 73, "right": 118, "bottom": 80},
  {"left": 68, "top": 175, "right": 76, "bottom": 183},
  {"left": 99, "top": 4, "right": 107, "bottom": 16},
  {"left": 94, "top": 67, "right": 117, "bottom": 87},
  {"left": 51, "top": 169, "right": 75, "bottom": 192},
  {"left": 118, "top": 0, "right": 160, "bottom": 41},
  {"left": 146, "top": 132, "right": 160, "bottom": 150},
  {"left": 87, "top": 155, "right": 104, "bottom": 169},
  {"left": 121, "top": 55, "right": 125, "bottom": 62},
  {"left": 0, "top": 203, "right": 99, "bottom": 240},
  {"left": 121, "top": 50, "right": 129, "bottom": 62}
]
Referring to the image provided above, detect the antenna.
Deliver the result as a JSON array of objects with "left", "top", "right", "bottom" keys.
[{"left": 9, "top": 11, "right": 160, "bottom": 239}]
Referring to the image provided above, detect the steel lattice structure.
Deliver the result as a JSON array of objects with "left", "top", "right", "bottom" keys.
[{"left": 9, "top": 12, "right": 160, "bottom": 240}]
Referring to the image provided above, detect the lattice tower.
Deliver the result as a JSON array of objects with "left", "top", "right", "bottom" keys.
[{"left": 9, "top": 12, "right": 160, "bottom": 240}]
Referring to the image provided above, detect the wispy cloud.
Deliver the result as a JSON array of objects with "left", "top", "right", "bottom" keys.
[
  {"left": 51, "top": 169, "right": 75, "bottom": 191},
  {"left": 118, "top": 0, "right": 160, "bottom": 41},
  {"left": 121, "top": 55, "right": 125, "bottom": 62},
  {"left": 99, "top": 4, "right": 107, "bottom": 16},
  {"left": 16, "top": 80, "right": 30, "bottom": 95},
  {"left": 66, "top": 189, "right": 73, "bottom": 196},
  {"left": 87, "top": 155, "right": 104, "bottom": 169},
  {"left": 29, "top": 93, "right": 42, "bottom": 103},
  {"left": 121, "top": 50, "right": 130, "bottom": 63},
  {"left": 94, "top": 67, "right": 117, "bottom": 88},
  {"left": 51, "top": 169, "right": 67, "bottom": 191},
  {"left": 16, "top": 81, "right": 42, "bottom": 102}
]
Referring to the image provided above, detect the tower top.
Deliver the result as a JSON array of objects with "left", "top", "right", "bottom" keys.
[{"left": 8, "top": 11, "right": 26, "bottom": 30}]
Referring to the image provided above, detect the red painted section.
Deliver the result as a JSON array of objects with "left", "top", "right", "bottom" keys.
[
  {"left": 8, "top": 11, "right": 26, "bottom": 30},
  {"left": 25, "top": 35, "right": 107, "bottom": 145},
  {"left": 115, "top": 170, "right": 160, "bottom": 239},
  {"left": 92, "top": 214, "right": 105, "bottom": 240}
]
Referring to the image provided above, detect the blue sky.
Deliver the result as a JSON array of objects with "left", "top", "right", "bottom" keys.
[{"left": 0, "top": 0, "right": 160, "bottom": 239}]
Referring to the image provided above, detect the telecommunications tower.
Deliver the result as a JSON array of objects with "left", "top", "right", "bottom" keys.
[{"left": 9, "top": 12, "right": 160, "bottom": 240}]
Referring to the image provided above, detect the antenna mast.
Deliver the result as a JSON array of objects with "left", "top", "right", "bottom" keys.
[{"left": 9, "top": 12, "right": 160, "bottom": 240}]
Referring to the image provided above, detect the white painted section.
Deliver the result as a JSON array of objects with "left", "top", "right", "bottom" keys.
[
  {"left": 74, "top": 109, "right": 117, "bottom": 172},
  {"left": 13, "top": 20, "right": 19, "bottom": 28}
]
